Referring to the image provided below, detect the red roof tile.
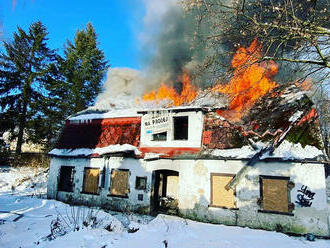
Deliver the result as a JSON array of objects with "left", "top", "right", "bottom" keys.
[{"left": 56, "top": 117, "right": 141, "bottom": 149}]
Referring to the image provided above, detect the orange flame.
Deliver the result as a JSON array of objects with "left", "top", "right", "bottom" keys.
[
  {"left": 141, "top": 39, "right": 278, "bottom": 120},
  {"left": 213, "top": 39, "right": 278, "bottom": 121},
  {"left": 142, "top": 73, "right": 197, "bottom": 106}
]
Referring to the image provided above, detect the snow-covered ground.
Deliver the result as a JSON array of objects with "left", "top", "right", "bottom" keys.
[
  {"left": 0, "top": 166, "right": 48, "bottom": 196},
  {"left": 0, "top": 166, "right": 329, "bottom": 248}
]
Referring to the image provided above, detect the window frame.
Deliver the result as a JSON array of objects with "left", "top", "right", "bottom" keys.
[
  {"left": 173, "top": 116, "right": 189, "bottom": 141},
  {"left": 100, "top": 166, "right": 106, "bottom": 188},
  {"left": 57, "top": 166, "right": 75, "bottom": 193},
  {"left": 108, "top": 169, "right": 130, "bottom": 198},
  {"left": 152, "top": 131, "right": 167, "bottom": 141},
  {"left": 209, "top": 173, "right": 238, "bottom": 210},
  {"left": 258, "top": 175, "right": 294, "bottom": 216},
  {"left": 135, "top": 176, "right": 147, "bottom": 190},
  {"left": 81, "top": 167, "right": 100, "bottom": 195}
]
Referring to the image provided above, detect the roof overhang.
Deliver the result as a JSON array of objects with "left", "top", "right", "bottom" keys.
[{"left": 137, "top": 106, "right": 219, "bottom": 115}]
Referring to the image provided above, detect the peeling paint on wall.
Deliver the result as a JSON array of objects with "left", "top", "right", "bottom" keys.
[
  {"left": 48, "top": 157, "right": 329, "bottom": 236},
  {"left": 193, "top": 161, "right": 208, "bottom": 177}
]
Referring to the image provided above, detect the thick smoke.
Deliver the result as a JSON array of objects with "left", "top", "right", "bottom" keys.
[
  {"left": 94, "top": 1, "right": 210, "bottom": 108},
  {"left": 146, "top": 7, "right": 194, "bottom": 80},
  {"left": 140, "top": 0, "right": 208, "bottom": 90},
  {"left": 95, "top": 1, "right": 201, "bottom": 107},
  {"left": 94, "top": 68, "right": 142, "bottom": 110}
]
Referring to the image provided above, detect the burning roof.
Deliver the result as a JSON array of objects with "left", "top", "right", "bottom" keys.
[
  {"left": 202, "top": 84, "right": 324, "bottom": 161},
  {"left": 213, "top": 39, "right": 278, "bottom": 122},
  {"left": 50, "top": 40, "right": 325, "bottom": 161},
  {"left": 142, "top": 73, "right": 197, "bottom": 106},
  {"left": 50, "top": 83, "right": 324, "bottom": 161},
  {"left": 141, "top": 39, "right": 278, "bottom": 121}
]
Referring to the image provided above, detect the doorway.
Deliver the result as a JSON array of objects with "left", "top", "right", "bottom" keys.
[{"left": 151, "top": 170, "right": 179, "bottom": 214}]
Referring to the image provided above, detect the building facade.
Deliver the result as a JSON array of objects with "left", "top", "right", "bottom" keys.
[{"left": 48, "top": 105, "right": 329, "bottom": 236}]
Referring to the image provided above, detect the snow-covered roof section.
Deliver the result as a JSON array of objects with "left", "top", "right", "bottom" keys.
[
  {"left": 137, "top": 105, "right": 218, "bottom": 114},
  {"left": 49, "top": 144, "right": 141, "bottom": 157},
  {"left": 69, "top": 97, "right": 222, "bottom": 121},
  {"left": 209, "top": 140, "right": 324, "bottom": 161},
  {"left": 190, "top": 91, "right": 228, "bottom": 108},
  {"left": 288, "top": 110, "right": 304, "bottom": 123},
  {"left": 281, "top": 85, "right": 306, "bottom": 103},
  {"left": 261, "top": 141, "right": 324, "bottom": 160},
  {"left": 69, "top": 108, "right": 141, "bottom": 121},
  {"left": 210, "top": 146, "right": 256, "bottom": 159},
  {"left": 69, "top": 105, "right": 220, "bottom": 121},
  {"left": 70, "top": 84, "right": 229, "bottom": 121}
]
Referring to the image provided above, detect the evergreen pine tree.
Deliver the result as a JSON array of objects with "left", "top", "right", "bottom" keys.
[
  {"left": 0, "top": 21, "right": 59, "bottom": 154},
  {"left": 63, "top": 22, "right": 109, "bottom": 114}
]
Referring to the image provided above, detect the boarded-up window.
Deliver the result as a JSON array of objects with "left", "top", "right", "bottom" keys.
[
  {"left": 58, "top": 166, "right": 75, "bottom": 192},
  {"left": 210, "top": 174, "right": 236, "bottom": 208},
  {"left": 110, "top": 169, "right": 129, "bottom": 197},
  {"left": 82, "top": 168, "right": 100, "bottom": 194},
  {"left": 261, "top": 176, "right": 289, "bottom": 213}
]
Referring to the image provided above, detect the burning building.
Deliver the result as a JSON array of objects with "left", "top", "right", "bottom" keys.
[{"left": 47, "top": 41, "right": 329, "bottom": 236}]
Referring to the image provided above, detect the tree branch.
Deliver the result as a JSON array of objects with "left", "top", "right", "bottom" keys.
[
  {"left": 262, "top": 56, "right": 329, "bottom": 67},
  {"left": 242, "top": 12, "right": 330, "bottom": 36},
  {"left": 315, "top": 43, "right": 328, "bottom": 65}
]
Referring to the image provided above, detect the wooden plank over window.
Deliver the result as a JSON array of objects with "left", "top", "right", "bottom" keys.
[
  {"left": 110, "top": 169, "right": 129, "bottom": 197},
  {"left": 262, "top": 177, "right": 289, "bottom": 213},
  {"left": 211, "top": 174, "right": 236, "bottom": 208},
  {"left": 83, "top": 168, "right": 100, "bottom": 194}
]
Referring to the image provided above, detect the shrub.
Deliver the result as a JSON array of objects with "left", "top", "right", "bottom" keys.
[
  {"left": 10, "top": 153, "right": 50, "bottom": 168},
  {"left": 45, "top": 205, "right": 112, "bottom": 241}
]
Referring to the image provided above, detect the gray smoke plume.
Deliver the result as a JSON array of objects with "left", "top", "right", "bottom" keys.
[
  {"left": 94, "top": 1, "right": 212, "bottom": 109},
  {"left": 146, "top": 7, "right": 194, "bottom": 80},
  {"left": 94, "top": 68, "right": 143, "bottom": 110},
  {"left": 140, "top": 0, "right": 209, "bottom": 91}
]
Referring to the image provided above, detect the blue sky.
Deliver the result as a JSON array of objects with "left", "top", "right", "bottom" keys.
[{"left": 0, "top": 0, "right": 146, "bottom": 69}]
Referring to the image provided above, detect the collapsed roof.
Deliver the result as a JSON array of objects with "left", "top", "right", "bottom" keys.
[
  {"left": 202, "top": 84, "right": 324, "bottom": 161},
  {"left": 204, "top": 85, "right": 322, "bottom": 146}
]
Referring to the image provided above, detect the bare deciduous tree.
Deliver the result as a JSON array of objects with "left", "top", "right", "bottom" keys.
[
  {"left": 182, "top": 0, "right": 329, "bottom": 85},
  {"left": 182, "top": 0, "right": 329, "bottom": 157}
]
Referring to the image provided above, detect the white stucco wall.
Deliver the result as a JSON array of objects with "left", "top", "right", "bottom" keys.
[
  {"left": 140, "top": 110, "right": 204, "bottom": 148},
  {"left": 47, "top": 156, "right": 152, "bottom": 213},
  {"left": 143, "top": 159, "right": 329, "bottom": 236},
  {"left": 326, "top": 174, "right": 330, "bottom": 231},
  {"left": 48, "top": 156, "right": 329, "bottom": 236}
]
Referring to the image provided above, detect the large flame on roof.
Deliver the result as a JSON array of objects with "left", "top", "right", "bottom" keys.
[
  {"left": 141, "top": 39, "right": 278, "bottom": 119},
  {"left": 142, "top": 73, "right": 197, "bottom": 106},
  {"left": 213, "top": 39, "right": 278, "bottom": 121}
]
